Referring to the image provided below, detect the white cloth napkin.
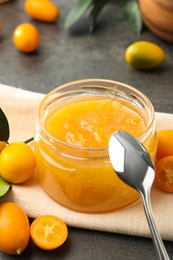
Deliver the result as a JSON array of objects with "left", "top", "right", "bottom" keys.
[{"left": 1, "top": 83, "right": 173, "bottom": 241}]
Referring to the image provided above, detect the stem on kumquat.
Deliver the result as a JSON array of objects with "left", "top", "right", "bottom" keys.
[{"left": 24, "top": 137, "right": 34, "bottom": 144}]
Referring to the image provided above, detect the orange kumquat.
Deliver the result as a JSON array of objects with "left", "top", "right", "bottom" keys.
[
  {"left": 155, "top": 155, "right": 173, "bottom": 192},
  {"left": 30, "top": 215, "right": 68, "bottom": 250},
  {"left": 13, "top": 23, "right": 39, "bottom": 53},
  {"left": 156, "top": 129, "right": 173, "bottom": 161}
]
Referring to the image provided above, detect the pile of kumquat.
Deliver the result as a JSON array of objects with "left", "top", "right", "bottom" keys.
[
  {"left": 0, "top": 202, "right": 68, "bottom": 255},
  {"left": 155, "top": 129, "right": 173, "bottom": 192},
  {"left": 0, "top": 106, "right": 68, "bottom": 256},
  {"left": 1, "top": 0, "right": 60, "bottom": 54}
]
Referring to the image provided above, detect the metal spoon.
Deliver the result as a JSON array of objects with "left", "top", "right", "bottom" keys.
[{"left": 108, "top": 130, "right": 170, "bottom": 260}]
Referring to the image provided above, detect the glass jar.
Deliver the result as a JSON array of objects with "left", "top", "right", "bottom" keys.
[{"left": 34, "top": 79, "right": 157, "bottom": 213}]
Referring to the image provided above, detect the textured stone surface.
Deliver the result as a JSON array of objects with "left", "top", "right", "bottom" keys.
[
  {"left": 0, "top": 1, "right": 173, "bottom": 259},
  {"left": 0, "top": 0, "right": 173, "bottom": 114}
]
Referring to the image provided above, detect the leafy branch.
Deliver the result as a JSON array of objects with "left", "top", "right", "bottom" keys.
[{"left": 65, "top": 0, "right": 142, "bottom": 35}]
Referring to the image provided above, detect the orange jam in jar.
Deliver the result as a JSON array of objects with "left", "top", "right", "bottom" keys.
[{"left": 34, "top": 79, "right": 157, "bottom": 213}]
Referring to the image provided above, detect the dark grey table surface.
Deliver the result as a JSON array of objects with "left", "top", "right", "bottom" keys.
[{"left": 0, "top": 0, "right": 173, "bottom": 259}]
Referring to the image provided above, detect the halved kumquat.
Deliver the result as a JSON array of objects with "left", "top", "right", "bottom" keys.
[
  {"left": 30, "top": 215, "right": 68, "bottom": 250},
  {"left": 155, "top": 155, "right": 173, "bottom": 192}
]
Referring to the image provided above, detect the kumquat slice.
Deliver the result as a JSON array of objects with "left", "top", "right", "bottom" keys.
[
  {"left": 155, "top": 155, "right": 173, "bottom": 192},
  {"left": 30, "top": 215, "right": 68, "bottom": 250}
]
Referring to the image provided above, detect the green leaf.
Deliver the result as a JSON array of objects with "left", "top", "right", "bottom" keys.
[
  {"left": 0, "top": 176, "right": 11, "bottom": 197},
  {"left": 89, "top": 0, "right": 113, "bottom": 32},
  {"left": 64, "top": 0, "right": 93, "bottom": 29},
  {"left": 123, "top": 0, "right": 142, "bottom": 35},
  {"left": 0, "top": 108, "right": 10, "bottom": 142}
]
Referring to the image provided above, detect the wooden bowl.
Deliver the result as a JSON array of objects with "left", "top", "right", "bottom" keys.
[{"left": 138, "top": 0, "right": 173, "bottom": 43}]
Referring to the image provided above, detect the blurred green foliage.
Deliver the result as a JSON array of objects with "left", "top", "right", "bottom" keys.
[{"left": 65, "top": 0, "right": 142, "bottom": 35}]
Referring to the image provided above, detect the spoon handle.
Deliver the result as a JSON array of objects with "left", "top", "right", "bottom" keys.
[{"left": 140, "top": 189, "right": 170, "bottom": 260}]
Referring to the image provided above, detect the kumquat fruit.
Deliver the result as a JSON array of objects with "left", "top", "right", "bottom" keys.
[
  {"left": 155, "top": 155, "right": 173, "bottom": 192},
  {"left": 0, "top": 202, "right": 30, "bottom": 255},
  {"left": 30, "top": 215, "right": 68, "bottom": 250},
  {"left": 156, "top": 129, "right": 173, "bottom": 161}
]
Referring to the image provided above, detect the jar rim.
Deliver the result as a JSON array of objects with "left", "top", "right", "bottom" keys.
[{"left": 36, "top": 78, "right": 155, "bottom": 151}]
